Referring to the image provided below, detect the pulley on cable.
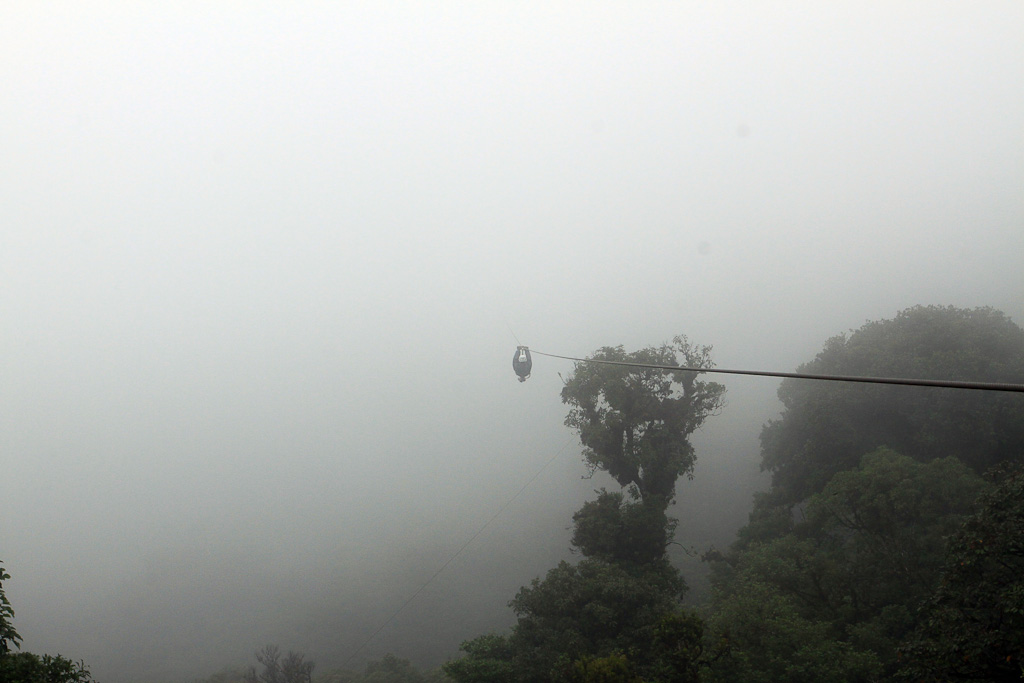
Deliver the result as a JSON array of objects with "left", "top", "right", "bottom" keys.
[{"left": 512, "top": 345, "right": 532, "bottom": 382}]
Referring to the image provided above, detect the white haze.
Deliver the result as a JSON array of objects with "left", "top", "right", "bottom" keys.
[{"left": 2, "top": 3, "right": 1022, "bottom": 681}]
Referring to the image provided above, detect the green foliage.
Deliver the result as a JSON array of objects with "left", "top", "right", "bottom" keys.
[
  {"left": 0, "top": 652, "right": 94, "bottom": 683},
  {"left": 446, "top": 560, "right": 704, "bottom": 682},
  {"left": 566, "top": 653, "right": 640, "bottom": 682},
  {"left": 708, "top": 450, "right": 988, "bottom": 678},
  {"left": 560, "top": 336, "right": 724, "bottom": 567},
  {"left": 730, "top": 490, "right": 795, "bottom": 549},
  {"left": 561, "top": 336, "right": 725, "bottom": 501},
  {"left": 760, "top": 305, "right": 1024, "bottom": 507},
  {"left": 803, "top": 450, "right": 989, "bottom": 628},
  {"left": 507, "top": 558, "right": 687, "bottom": 679},
  {"left": 704, "top": 577, "right": 880, "bottom": 683},
  {"left": 0, "top": 562, "right": 22, "bottom": 656},
  {"left": 897, "top": 463, "right": 1024, "bottom": 681},
  {"left": 570, "top": 490, "right": 678, "bottom": 567},
  {"left": 707, "top": 306, "right": 1024, "bottom": 681},
  {"left": 643, "top": 611, "right": 705, "bottom": 683},
  {"left": 442, "top": 635, "right": 514, "bottom": 683}
]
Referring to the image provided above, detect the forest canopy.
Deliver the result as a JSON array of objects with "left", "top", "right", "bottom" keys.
[
  {"left": 709, "top": 305, "right": 1024, "bottom": 680},
  {"left": 446, "top": 306, "right": 1024, "bottom": 681},
  {"left": 760, "top": 305, "right": 1024, "bottom": 505}
]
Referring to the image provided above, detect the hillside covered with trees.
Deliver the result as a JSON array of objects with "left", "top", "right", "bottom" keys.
[
  {"left": 446, "top": 306, "right": 1024, "bottom": 681},
  {"left": 5, "top": 306, "right": 1023, "bottom": 682}
]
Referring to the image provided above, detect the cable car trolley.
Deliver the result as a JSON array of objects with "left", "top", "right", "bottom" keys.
[{"left": 512, "top": 346, "right": 532, "bottom": 382}]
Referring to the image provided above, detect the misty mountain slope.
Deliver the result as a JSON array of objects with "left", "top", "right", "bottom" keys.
[{"left": 2, "top": 4, "right": 1022, "bottom": 682}]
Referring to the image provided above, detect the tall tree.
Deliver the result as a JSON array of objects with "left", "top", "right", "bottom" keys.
[
  {"left": 445, "top": 336, "right": 723, "bottom": 682},
  {"left": 561, "top": 336, "right": 725, "bottom": 564},
  {"left": 760, "top": 305, "right": 1024, "bottom": 508}
]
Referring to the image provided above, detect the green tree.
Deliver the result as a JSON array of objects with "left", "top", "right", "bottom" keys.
[
  {"left": 703, "top": 576, "right": 880, "bottom": 683},
  {"left": 562, "top": 336, "right": 726, "bottom": 500},
  {"left": 707, "top": 450, "right": 988, "bottom": 678},
  {"left": 803, "top": 450, "right": 988, "bottom": 631},
  {"left": 706, "top": 306, "right": 1024, "bottom": 681},
  {"left": 447, "top": 337, "right": 722, "bottom": 681},
  {"left": 569, "top": 490, "right": 678, "bottom": 567},
  {"left": 642, "top": 610, "right": 706, "bottom": 683},
  {"left": 565, "top": 653, "right": 640, "bottom": 682},
  {"left": 561, "top": 336, "right": 725, "bottom": 564},
  {"left": 505, "top": 559, "right": 687, "bottom": 681},
  {"left": 441, "top": 635, "right": 514, "bottom": 683},
  {"left": 759, "top": 305, "right": 1024, "bottom": 509},
  {"left": 1, "top": 562, "right": 22, "bottom": 656},
  {"left": 446, "top": 559, "right": 706, "bottom": 682},
  {"left": 897, "top": 463, "right": 1024, "bottom": 681}
]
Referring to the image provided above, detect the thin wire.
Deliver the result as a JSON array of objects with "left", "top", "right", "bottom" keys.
[
  {"left": 529, "top": 350, "right": 1024, "bottom": 393},
  {"left": 343, "top": 435, "right": 576, "bottom": 667},
  {"left": 505, "top": 321, "right": 523, "bottom": 347}
]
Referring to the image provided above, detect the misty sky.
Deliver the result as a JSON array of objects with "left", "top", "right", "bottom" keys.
[{"left": 3, "top": 4, "right": 1023, "bottom": 682}]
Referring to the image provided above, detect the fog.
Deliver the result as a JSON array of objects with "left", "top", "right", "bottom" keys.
[{"left": 2, "top": 3, "right": 1022, "bottom": 681}]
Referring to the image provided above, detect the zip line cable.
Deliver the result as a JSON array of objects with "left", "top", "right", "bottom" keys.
[
  {"left": 528, "top": 349, "right": 1024, "bottom": 393},
  {"left": 343, "top": 435, "right": 576, "bottom": 667},
  {"left": 505, "top": 320, "right": 523, "bottom": 347}
]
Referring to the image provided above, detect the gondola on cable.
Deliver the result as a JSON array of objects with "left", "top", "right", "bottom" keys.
[{"left": 513, "top": 346, "right": 532, "bottom": 382}]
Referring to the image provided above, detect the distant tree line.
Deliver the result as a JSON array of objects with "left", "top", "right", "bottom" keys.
[{"left": 195, "top": 648, "right": 450, "bottom": 683}]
